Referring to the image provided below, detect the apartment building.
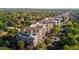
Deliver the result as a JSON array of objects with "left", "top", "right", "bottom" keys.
[
  {"left": 29, "top": 17, "right": 54, "bottom": 46},
  {"left": 30, "top": 22, "right": 46, "bottom": 46}
]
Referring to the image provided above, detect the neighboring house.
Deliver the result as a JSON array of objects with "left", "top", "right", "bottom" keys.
[
  {"left": 52, "top": 19, "right": 58, "bottom": 25},
  {"left": 52, "top": 17, "right": 62, "bottom": 26},
  {"left": 16, "top": 32, "right": 34, "bottom": 45}
]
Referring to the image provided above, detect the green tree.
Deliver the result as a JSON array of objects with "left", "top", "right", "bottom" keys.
[
  {"left": 0, "top": 47, "right": 10, "bottom": 50},
  {"left": 64, "top": 45, "right": 73, "bottom": 50},
  {"left": 17, "top": 40, "right": 24, "bottom": 50},
  {"left": 0, "top": 20, "right": 3, "bottom": 30},
  {"left": 52, "top": 25, "right": 61, "bottom": 35},
  {"left": 4, "top": 40, "right": 10, "bottom": 46},
  {"left": 6, "top": 27, "right": 18, "bottom": 34}
]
